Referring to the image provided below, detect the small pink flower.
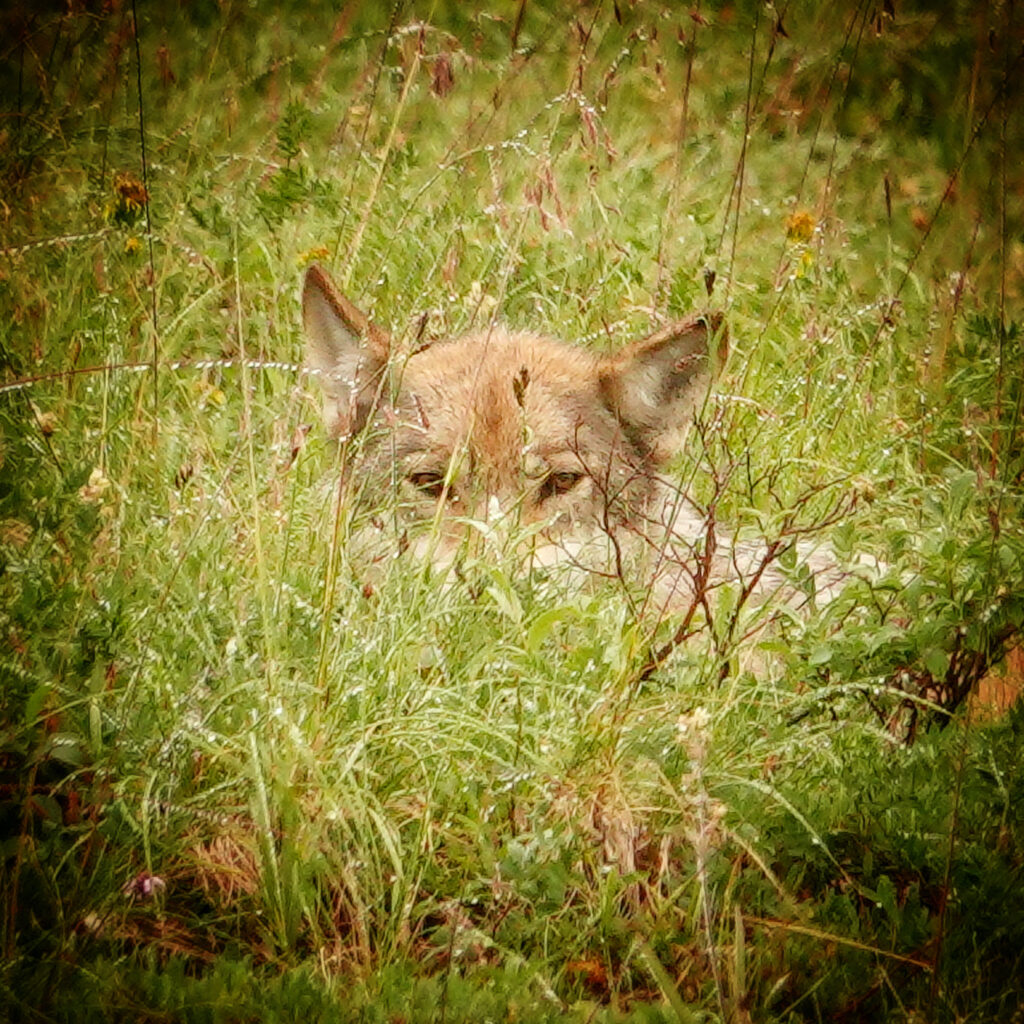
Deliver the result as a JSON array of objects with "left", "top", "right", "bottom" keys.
[{"left": 122, "top": 872, "right": 166, "bottom": 901}]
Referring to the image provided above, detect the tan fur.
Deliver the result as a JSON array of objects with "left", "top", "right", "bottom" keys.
[{"left": 302, "top": 264, "right": 724, "bottom": 567}]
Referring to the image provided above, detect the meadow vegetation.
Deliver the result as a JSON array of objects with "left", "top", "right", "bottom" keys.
[{"left": 1, "top": 1, "right": 1023, "bottom": 1020}]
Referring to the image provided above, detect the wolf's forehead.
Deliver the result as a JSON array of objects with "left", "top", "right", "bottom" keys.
[
  {"left": 382, "top": 330, "right": 628, "bottom": 474},
  {"left": 400, "top": 332, "right": 603, "bottom": 421}
]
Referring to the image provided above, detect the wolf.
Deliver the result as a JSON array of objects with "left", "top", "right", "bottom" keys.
[
  {"left": 303, "top": 265, "right": 724, "bottom": 561},
  {"left": 302, "top": 264, "right": 864, "bottom": 606}
]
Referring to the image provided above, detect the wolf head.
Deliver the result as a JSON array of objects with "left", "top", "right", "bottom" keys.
[{"left": 302, "top": 264, "right": 726, "bottom": 561}]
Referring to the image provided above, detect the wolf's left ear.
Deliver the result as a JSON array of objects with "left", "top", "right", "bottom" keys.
[
  {"left": 598, "top": 313, "right": 727, "bottom": 462},
  {"left": 302, "top": 264, "right": 391, "bottom": 440}
]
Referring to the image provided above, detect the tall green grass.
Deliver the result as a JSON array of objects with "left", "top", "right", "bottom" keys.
[{"left": 2, "top": 2, "right": 1022, "bottom": 1021}]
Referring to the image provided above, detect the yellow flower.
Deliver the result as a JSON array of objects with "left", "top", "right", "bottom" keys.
[
  {"left": 794, "top": 249, "right": 814, "bottom": 279},
  {"left": 785, "top": 210, "right": 816, "bottom": 244},
  {"left": 299, "top": 246, "right": 331, "bottom": 265},
  {"left": 124, "top": 236, "right": 141, "bottom": 256}
]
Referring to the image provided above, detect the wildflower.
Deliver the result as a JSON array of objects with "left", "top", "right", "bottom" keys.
[
  {"left": 785, "top": 209, "right": 816, "bottom": 244},
  {"left": 114, "top": 172, "right": 148, "bottom": 210},
  {"left": 124, "top": 236, "right": 141, "bottom": 256},
  {"left": 122, "top": 871, "right": 166, "bottom": 901},
  {"left": 193, "top": 378, "right": 226, "bottom": 408},
  {"left": 107, "top": 172, "right": 148, "bottom": 226},
  {"left": 299, "top": 246, "right": 331, "bottom": 265},
  {"left": 794, "top": 248, "right": 815, "bottom": 279}
]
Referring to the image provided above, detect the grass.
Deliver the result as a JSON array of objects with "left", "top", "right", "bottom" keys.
[{"left": 2, "top": 1, "right": 1023, "bottom": 1021}]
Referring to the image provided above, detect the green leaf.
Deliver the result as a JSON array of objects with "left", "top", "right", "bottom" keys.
[
  {"left": 47, "top": 734, "right": 86, "bottom": 768},
  {"left": 923, "top": 647, "right": 949, "bottom": 679},
  {"left": 633, "top": 937, "right": 702, "bottom": 1024},
  {"left": 526, "top": 606, "right": 579, "bottom": 653},
  {"left": 809, "top": 644, "right": 833, "bottom": 666},
  {"left": 947, "top": 469, "right": 976, "bottom": 517},
  {"left": 24, "top": 682, "right": 52, "bottom": 728},
  {"left": 874, "top": 874, "right": 898, "bottom": 920}
]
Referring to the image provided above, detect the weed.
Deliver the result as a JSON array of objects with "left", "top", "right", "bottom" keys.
[{"left": 1, "top": 2, "right": 1022, "bottom": 1022}]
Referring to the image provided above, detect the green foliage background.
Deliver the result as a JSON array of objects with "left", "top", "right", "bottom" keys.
[{"left": 1, "top": 1, "right": 1022, "bottom": 1021}]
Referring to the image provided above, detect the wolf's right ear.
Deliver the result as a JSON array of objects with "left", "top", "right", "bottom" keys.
[
  {"left": 598, "top": 312, "right": 727, "bottom": 463},
  {"left": 302, "top": 264, "right": 391, "bottom": 440}
]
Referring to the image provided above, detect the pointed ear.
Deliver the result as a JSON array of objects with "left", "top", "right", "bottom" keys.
[
  {"left": 598, "top": 313, "right": 727, "bottom": 462},
  {"left": 302, "top": 264, "right": 391, "bottom": 440}
]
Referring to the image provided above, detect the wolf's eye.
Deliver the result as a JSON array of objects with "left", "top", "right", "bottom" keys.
[
  {"left": 539, "top": 471, "right": 582, "bottom": 502},
  {"left": 408, "top": 472, "right": 447, "bottom": 500}
]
